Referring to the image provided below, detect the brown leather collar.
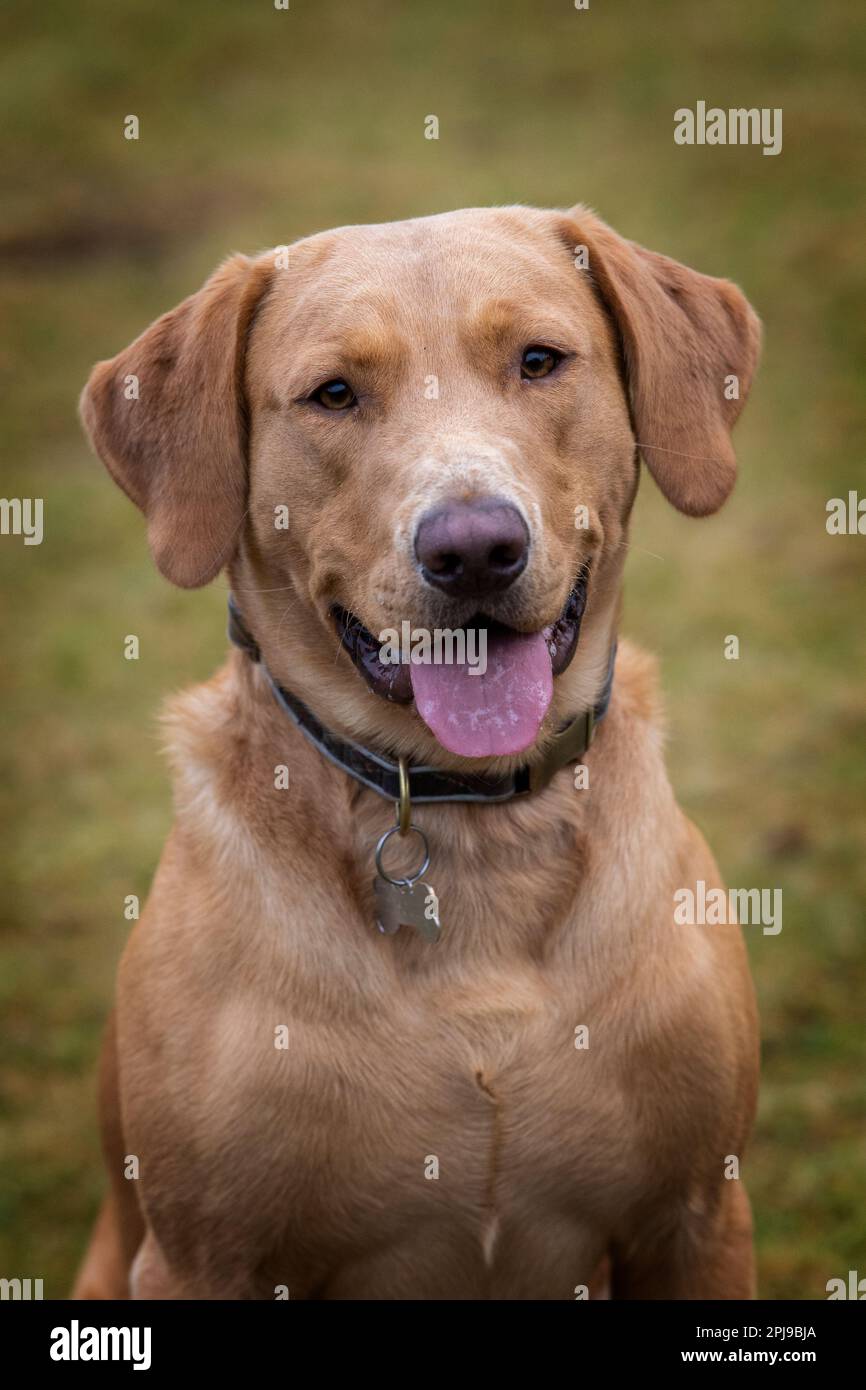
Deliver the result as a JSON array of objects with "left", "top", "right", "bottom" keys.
[{"left": 228, "top": 596, "right": 615, "bottom": 805}]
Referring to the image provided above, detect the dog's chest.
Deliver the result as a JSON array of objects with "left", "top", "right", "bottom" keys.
[{"left": 173, "top": 961, "right": 637, "bottom": 1285}]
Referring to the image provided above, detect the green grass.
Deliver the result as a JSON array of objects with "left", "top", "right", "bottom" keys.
[{"left": 1, "top": 0, "right": 864, "bottom": 1298}]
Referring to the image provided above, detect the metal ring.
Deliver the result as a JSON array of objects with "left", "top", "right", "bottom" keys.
[
  {"left": 396, "top": 756, "right": 411, "bottom": 836},
  {"left": 375, "top": 824, "right": 430, "bottom": 887}
]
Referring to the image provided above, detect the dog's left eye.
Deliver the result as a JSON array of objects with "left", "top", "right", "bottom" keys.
[
  {"left": 311, "top": 379, "right": 356, "bottom": 410},
  {"left": 520, "top": 346, "right": 564, "bottom": 380}
]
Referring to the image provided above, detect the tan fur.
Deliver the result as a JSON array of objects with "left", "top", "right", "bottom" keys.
[{"left": 73, "top": 206, "right": 760, "bottom": 1300}]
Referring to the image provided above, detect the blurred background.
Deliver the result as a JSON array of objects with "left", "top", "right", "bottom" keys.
[{"left": 1, "top": 0, "right": 864, "bottom": 1298}]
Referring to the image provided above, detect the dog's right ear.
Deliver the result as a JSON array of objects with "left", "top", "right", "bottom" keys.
[{"left": 80, "top": 254, "right": 273, "bottom": 588}]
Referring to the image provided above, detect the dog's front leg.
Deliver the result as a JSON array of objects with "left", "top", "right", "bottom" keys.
[
  {"left": 129, "top": 1230, "right": 192, "bottom": 1300},
  {"left": 129, "top": 1229, "right": 255, "bottom": 1301},
  {"left": 613, "top": 1180, "right": 756, "bottom": 1300}
]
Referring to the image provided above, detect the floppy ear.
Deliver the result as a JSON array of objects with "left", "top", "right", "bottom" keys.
[
  {"left": 567, "top": 207, "right": 761, "bottom": 516},
  {"left": 80, "top": 254, "right": 273, "bottom": 587}
]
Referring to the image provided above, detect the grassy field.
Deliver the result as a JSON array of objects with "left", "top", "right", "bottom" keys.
[{"left": 1, "top": 0, "right": 864, "bottom": 1298}]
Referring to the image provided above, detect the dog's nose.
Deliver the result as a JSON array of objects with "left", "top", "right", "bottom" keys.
[{"left": 414, "top": 497, "right": 529, "bottom": 598}]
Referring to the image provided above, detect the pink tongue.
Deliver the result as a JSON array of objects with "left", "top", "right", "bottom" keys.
[{"left": 410, "top": 629, "right": 553, "bottom": 757}]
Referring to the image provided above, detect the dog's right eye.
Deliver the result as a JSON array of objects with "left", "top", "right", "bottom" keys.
[{"left": 310, "top": 379, "right": 356, "bottom": 411}]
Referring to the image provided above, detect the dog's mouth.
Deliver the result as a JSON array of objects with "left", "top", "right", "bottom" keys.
[{"left": 331, "top": 569, "right": 589, "bottom": 759}]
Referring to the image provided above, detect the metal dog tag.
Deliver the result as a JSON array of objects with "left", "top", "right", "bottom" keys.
[
  {"left": 374, "top": 877, "right": 441, "bottom": 944},
  {"left": 373, "top": 772, "right": 442, "bottom": 944}
]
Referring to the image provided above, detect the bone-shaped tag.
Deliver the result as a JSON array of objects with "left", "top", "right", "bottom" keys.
[{"left": 374, "top": 878, "right": 441, "bottom": 943}]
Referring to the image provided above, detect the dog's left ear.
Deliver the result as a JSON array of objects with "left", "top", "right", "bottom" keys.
[
  {"left": 566, "top": 207, "right": 761, "bottom": 516},
  {"left": 80, "top": 254, "right": 273, "bottom": 587}
]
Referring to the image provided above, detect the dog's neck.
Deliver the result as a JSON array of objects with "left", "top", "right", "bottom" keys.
[{"left": 226, "top": 595, "right": 616, "bottom": 806}]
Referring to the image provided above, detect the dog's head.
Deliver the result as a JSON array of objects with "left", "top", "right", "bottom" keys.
[{"left": 81, "top": 206, "right": 759, "bottom": 766}]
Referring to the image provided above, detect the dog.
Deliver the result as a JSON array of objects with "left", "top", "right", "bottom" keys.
[{"left": 73, "top": 205, "right": 761, "bottom": 1300}]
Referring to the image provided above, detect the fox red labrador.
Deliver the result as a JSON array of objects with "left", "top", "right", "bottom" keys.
[{"left": 74, "top": 205, "right": 761, "bottom": 1300}]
